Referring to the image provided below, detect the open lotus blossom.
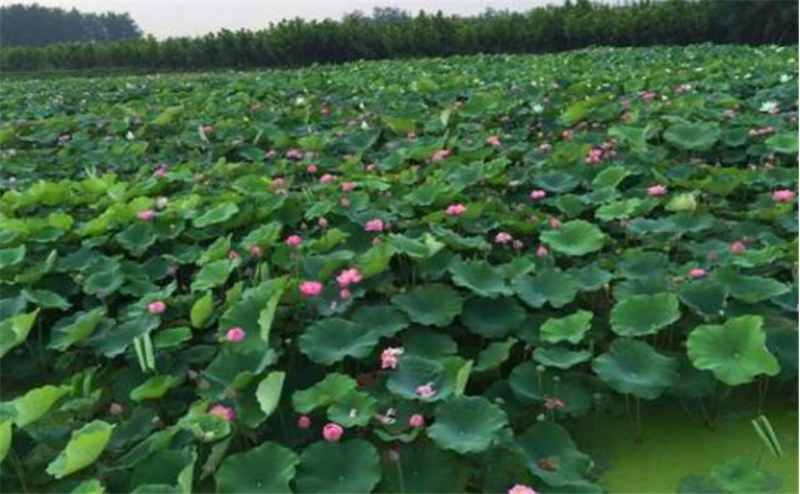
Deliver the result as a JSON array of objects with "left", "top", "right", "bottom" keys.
[
  {"left": 322, "top": 422, "right": 344, "bottom": 442},
  {"left": 319, "top": 173, "right": 336, "bottom": 184},
  {"left": 408, "top": 413, "right": 425, "bottom": 428},
  {"left": 336, "top": 267, "right": 363, "bottom": 288},
  {"left": 138, "top": 210, "right": 156, "bottom": 221},
  {"left": 495, "top": 232, "right": 514, "bottom": 245},
  {"left": 446, "top": 204, "right": 467, "bottom": 217},
  {"left": 486, "top": 135, "right": 501, "bottom": 147},
  {"left": 648, "top": 185, "right": 668, "bottom": 197},
  {"left": 772, "top": 189, "right": 795, "bottom": 202},
  {"left": 286, "top": 235, "right": 303, "bottom": 248},
  {"left": 759, "top": 101, "right": 779, "bottom": 114},
  {"left": 208, "top": 404, "right": 236, "bottom": 422},
  {"left": 585, "top": 148, "right": 604, "bottom": 164},
  {"left": 341, "top": 182, "right": 357, "bottom": 192},
  {"left": 641, "top": 90, "right": 657, "bottom": 101},
  {"left": 299, "top": 280, "right": 324, "bottom": 298},
  {"left": 415, "top": 383, "right": 436, "bottom": 398},
  {"left": 729, "top": 240, "right": 747, "bottom": 254},
  {"left": 508, "top": 485, "right": 538, "bottom": 494},
  {"left": 432, "top": 149, "right": 451, "bottom": 161},
  {"left": 148, "top": 300, "right": 166, "bottom": 315},
  {"left": 226, "top": 327, "right": 246, "bottom": 342},
  {"left": 689, "top": 268, "right": 707, "bottom": 279},
  {"left": 530, "top": 189, "right": 547, "bottom": 200},
  {"left": 365, "top": 219, "right": 385, "bottom": 232},
  {"left": 285, "top": 148, "right": 304, "bottom": 160},
  {"left": 381, "top": 347, "right": 404, "bottom": 370}
]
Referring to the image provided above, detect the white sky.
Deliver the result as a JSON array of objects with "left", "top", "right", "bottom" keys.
[{"left": 7, "top": 0, "right": 564, "bottom": 39}]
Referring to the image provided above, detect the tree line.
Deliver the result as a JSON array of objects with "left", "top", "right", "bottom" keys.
[
  {"left": 0, "top": 3, "right": 141, "bottom": 48},
  {"left": 0, "top": 0, "right": 796, "bottom": 73}
]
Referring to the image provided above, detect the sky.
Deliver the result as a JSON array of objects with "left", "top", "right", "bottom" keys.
[{"left": 9, "top": 0, "right": 563, "bottom": 39}]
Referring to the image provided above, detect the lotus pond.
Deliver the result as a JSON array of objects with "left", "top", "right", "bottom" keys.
[{"left": 0, "top": 45, "right": 797, "bottom": 494}]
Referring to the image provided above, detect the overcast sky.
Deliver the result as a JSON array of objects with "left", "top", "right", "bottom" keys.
[{"left": 10, "top": 0, "right": 563, "bottom": 39}]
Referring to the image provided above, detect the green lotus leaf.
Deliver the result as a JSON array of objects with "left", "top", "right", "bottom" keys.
[
  {"left": 130, "top": 375, "right": 182, "bottom": 402},
  {"left": 299, "top": 318, "right": 378, "bottom": 365},
  {"left": 193, "top": 202, "right": 239, "bottom": 228},
  {"left": 687, "top": 316, "right": 780, "bottom": 386},
  {"left": 665, "top": 193, "right": 697, "bottom": 212},
  {"left": 115, "top": 222, "right": 156, "bottom": 257},
  {"left": 540, "top": 310, "right": 593, "bottom": 344},
  {"left": 295, "top": 439, "right": 381, "bottom": 494},
  {"left": 401, "top": 328, "right": 458, "bottom": 358},
  {"left": 514, "top": 268, "right": 579, "bottom": 309},
  {"left": 379, "top": 440, "right": 466, "bottom": 493},
  {"left": 508, "top": 363, "right": 593, "bottom": 416},
  {"left": 179, "top": 414, "right": 231, "bottom": 442},
  {"left": 533, "top": 346, "right": 593, "bottom": 369},
  {"left": 474, "top": 338, "right": 518, "bottom": 372},
  {"left": 448, "top": 260, "right": 512, "bottom": 298},
  {"left": 516, "top": 421, "right": 593, "bottom": 487},
  {"left": 610, "top": 292, "right": 680, "bottom": 336},
  {"left": 68, "top": 479, "right": 105, "bottom": 494},
  {"left": 536, "top": 171, "right": 580, "bottom": 193},
  {"left": 84, "top": 267, "right": 124, "bottom": 296},
  {"left": 0, "top": 245, "right": 25, "bottom": 270},
  {"left": 461, "top": 296, "right": 525, "bottom": 339},
  {"left": 427, "top": 396, "right": 508, "bottom": 454},
  {"left": 255, "top": 371, "right": 285, "bottom": 419},
  {"left": 678, "top": 281, "right": 728, "bottom": 317},
  {"left": 129, "top": 448, "right": 196, "bottom": 494},
  {"left": 216, "top": 442, "right": 298, "bottom": 493},
  {"left": 87, "top": 314, "right": 159, "bottom": 358},
  {"left": 9, "top": 384, "right": 70, "bottom": 428},
  {"left": 765, "top": 133, "right": 798, "bottom": 155},
  {"left": 0, "top": 420, "right": 10, "bottom": 466},
  {"left": 358, "top": 242, "right": 395, "bottom": 279},
  {"left": 191, "top": 259, "right": 234, "bottom": 292},
  {"left": 568, "top": 264, "right": 614, "bottom": 292},
  {"left": 592, "top": 165, "right": 631, "bottom": 189},
  {"left": 197, "top": 236, "right": 232, "bottom": 265},
  {"left": 190, "top": 291, "right": 215, "bottom": 328},
  {"left": 46, "top": 420, "right": 115, "bottom": 479},
  {"left": 709, "top": 457, "right": 768, "bottom": 494},
  {"left": 351, "top": 305, "right": 409, "bottom": 339},
  {"left": 49, "top": 308, "right": 107, "bottom": 351},
  {"left": 326, "top": 390, "right": 378, "bottom": 427},
  {"left": 386, "top": 355, "right": 458, "bottom": 402},
  {"left": 541, "top": 220, "right": 605, "bottom": 256},
  {"left": 713, "top": 269, "right": 790, "bottom": 304},
  {"left": 218, "top": 279, "right": 285, "bottom": 345},
  {"left": 0, "top": 309, "right": 39, "bottom": 359},
  {"left": 387, "top": 233, "right": 444, "bottom": 260},
  {"left": 664, "top": 123, "right": 720, "bottom": 151},
  {"left": 592, "top": 338, "right": 678, "bottom": 399},
  {"left": 22, "top": 288, "right": 70, "bottom": 310},
  {"left": 292, "top": 374, "right": 357, "bottom": 414},
  {"left": 392, "top": 284, "right": 463, "bottom": 327}
]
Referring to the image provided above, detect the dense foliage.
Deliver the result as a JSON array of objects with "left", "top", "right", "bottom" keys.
[
  {"left": 0, "top": 45, "right": 797, "bottom": 493},
  {"left": 0, "top": 3, "right": 141, "bottom": 48},
  {"left": 0, "top": 0, "right": 797, "bottom": 73}
]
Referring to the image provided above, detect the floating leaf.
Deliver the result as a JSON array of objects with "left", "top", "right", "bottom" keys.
[
  {"left": 427, "top": 396, "right": 508, "bottom": 454},
  {"left": 327, "top": 391, "right": 378, "bottom": 427},
  {"left": 592, "top": 338, "right": 678, "bottom": 399},
  {"left": 516, "top": 422, "right": 593, "bottom": 487},
  {"left": 533, "top": 346, "right": 592, "bottom": 369}
]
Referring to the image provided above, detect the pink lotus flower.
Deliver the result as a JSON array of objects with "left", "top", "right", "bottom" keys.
[
  {"left": 271, "top": 177, "right": 285, "bottom": 189},
  {"left": 648, "top": 185, "right": 668, "bottom": 197},
  {"left": 148, "top": 300, "right": 166, "bottom": 315},
  {"left": 689, "top": 268, "right": 707, "bottom": 279},
  {"left": 432, "top": 149, "right": 451, "bottom": 161},
  {"left": 585, "top": 148, "right": 604, "bottom": 165},
  {"left": 306, "top": 164, "right": 318, "bottom": 174},
  {"left": 201, "top": 125, "right": 214, "bottom": 134},
  {"left": 508, "top": 485, "right": 538, "bottom": 494},
  {"left": 286, "top": 235, "right": 303, "bottom": 248},
  {"left": 562, "top": 130, "right": 573, "bottom": 140},
  {"left": 730, "top": 240, "right": 747, "bottom": 254},
  {"left": 446, "top": 204, "right": 467, "bottom": 217},
  {"left": 415, "top": 383, "right": 436, "bottom": 398},
  {"left": 544, "top": 396, "right": 566, "bottom": 410},
  {"left": 407, "top": 131, "right": 417, "bottom": 140},
  {"left": 249, "top": 245, "right": 263, "bottom": 258},
  {"left": 641, "top": 91, "right": 657, "bottom": 101},
  {"left": 264, "top": 149, "right": 277, "bottom": 160},
  {"left": 299, "top": 280, "right": 323, "bottom": 298},
  {"left": 773, "top": 189, "right": 795, "bottom": 202},
  {"left": 339, "top": 288, "right": 352, "bottom": 299},
  {"left": 486, "top": 135, "right": 502, "bottom": 147},
  {"left": 297, "top": 415, "right": 312, "bottom": 429},
  {"left": 495, "top": 232, "right": 513, "bottom": 245},
  {"left": 138, "top": 210, "right": 156, "bottom": 221},
  {"left": 530, "top": 189, "right": 547, "bottom": 200},
  {"left": 153, "top": 166, "right": 166, "bottom": 178},
  {"left": 365, "top": 219, "right": 385, "bottom": 232},
  {"left": 322, "top": 423, "right": 344, "bottom": 442},
  {"left": 381, "top": 347, "right": 404, "bottom": 370},
  {"left": 285, "top": 148, "right": 304, "bottom": 160},
  {"left": 536, "top": 245, "right": 549, "bottom": 258},
  {"left": 549, "top": 217, "right": 562, "bottom": 229},
  {"left": 209, "top": 404, "right": 236, "bottom": 422},
  {"left": 336, "top": 267, "right": 363, "bottom": 288},
  {"left": 226, "top": 327, "right": 246, "bottom": 342},
  {"left": 409, "top": 413, "right": 425, "bottom": 428},
  {"left": 341, "top": 182, "right": 357, "bottom": 192},
  {"left": 319, "top": 174, "right": 336, "bottom": 185}
]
